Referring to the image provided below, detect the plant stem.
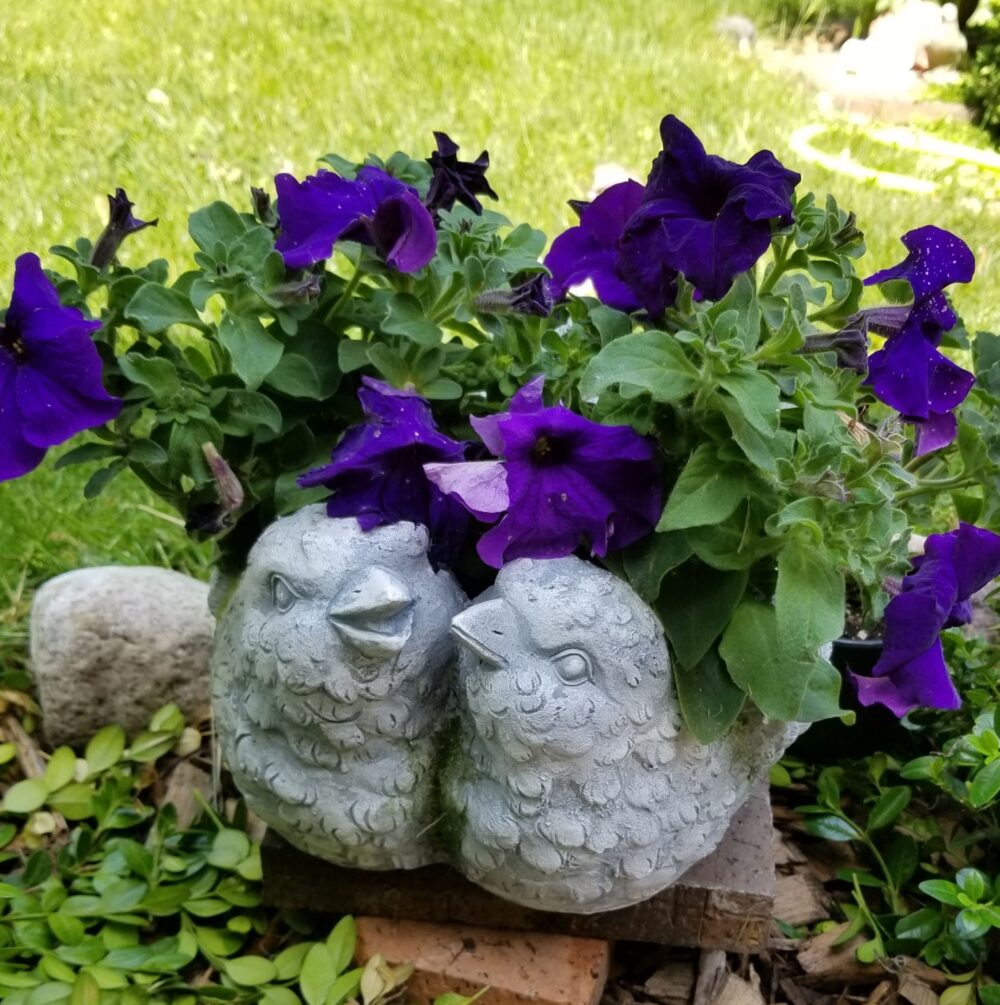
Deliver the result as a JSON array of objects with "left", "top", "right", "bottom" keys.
[
  {"left": 895, "top": 477, "right": 977, "bottom": 502},
  {"left": 758, "top": 235, "right": 792, "bottom": 295},
  {"left": 325, "top": 265, "right": 365, "bottom": 322}
]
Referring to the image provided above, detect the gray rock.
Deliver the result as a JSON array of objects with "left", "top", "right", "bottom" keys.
[
  {"left": 715, "top": 15, "right": 757, "bottom": 53},
  {"left": 31, "top": 566, "right": 214, "bottom": 747}
]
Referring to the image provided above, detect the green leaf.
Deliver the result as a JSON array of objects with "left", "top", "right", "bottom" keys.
[
  {"left": 383, "top": 293, "right": 442, "bottom": 345},
  {"left": 225, "top": 955, "right": 278, "bottom": 986},
  {"left": 658, "top": 446, "right": 749, "bottom": 530},
  {"left": 621, "top": 531, "right": 693, "bottom": 603},
  {"left": 118, "top": 354, "right": 181, "bottom": 403},
  {"left": 218, "top": 314, "right": 284, "bottom": 390},
  {"left": 338, "top": 339, "right": 371, "bottom": 373},
  {"left": 717, "top": 394, "right": 788, "bottom": 473},
  {"left": 918, "top": 879, "right": 963, "bottom": 907},
  {"left": 2, "top": 778, "right": 49, "bottom": 814},
  {"left": 54, "top": 443, "right": 119, "bottom": 469},
  {"left": 44, "top": 747, "right": 77, "bottom": 792},
  {"left": 207, "top": 829, "right": 252, "bottom": 870},
  {"left": 49, "top": 914, "right": 86, "bottom": 946},
  {"left": 85, "top": 725, "right": 126, "bottom": 775},
  {"left": 719, "top": 602, "right": 843, "bottom": 721},
  {"left": 274, "top": 942, "right": 314, "bottom": 981},
  {"left": 980, "top": 986, "right": 1000, "bottom": 1005},
  {"left": 326, "top": 916, "right": 356, "bottom": 976},
  {"left": 264, "top": 989, "right": 304, "bottom": 1005},
  {"left": 718, "top": 369, "right": 779, "bottom": 435},
  {"left": 47, "top": 784, "right": 95, "bottom": 821},
  {"left": 217, "top": 390, "right": 282, "bottom": 437},
  {"left": 867, "top": 786, "right": 911, "bottom": 830},
  {"left": 656, "top": 563, "right": 747, "bottom": 669},
  {"left": 125, "top": 283, "right": 203, "bottom": 333},
  {"left": 956, "top": 867, "right": 989, "bottom": 902},
  {"left": 300, "top": 943, "right": 335, "bottom": 1005},
  {"left": 970, "top": 759, "right": 1000, "bottom": 807},
  {"left": 265, "top": 354, "right": 323, "bottom": 399},
  {"left": 324, "top": 968, "right": 363, "bottom": 1005},
  {"left": 775, "top": 539, "right": 845, "bottom": 653},
  {"left": 673, "top": 647, "right": 746, "bottom": 744},
  {"left": 70, "top": 972, "right": 101, "bottom": 1005},
  {"left": 189, "top": 201, "right": 249, "bottom": 254},
  {"left": 894, "top": 908, "right": 943, "bottom": 942},
  {"left": 580, "top": 331, "right": 700, "bottom": 403},
  {"left": 803, "top": 814, "right": 861, "bottom": 841}
]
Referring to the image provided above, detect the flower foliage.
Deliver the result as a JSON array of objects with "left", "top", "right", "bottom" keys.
[
  {"left": 2, "top": 121, "right": 999, "bottom": 735},
  {"left": 424, "top": 377, "right": 662, "bottom": 568}
]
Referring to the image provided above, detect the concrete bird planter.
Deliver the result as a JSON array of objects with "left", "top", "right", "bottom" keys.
[{"left": 212, "top": 505, "right": 801, "bottom": 914}]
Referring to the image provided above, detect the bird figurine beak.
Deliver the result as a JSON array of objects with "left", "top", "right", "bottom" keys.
[
  {"left": 450, "top": 598, "right": 510, "bottom": 669},
  {"left": 328, "top": 566, "right": 414, "bottom": 658}
]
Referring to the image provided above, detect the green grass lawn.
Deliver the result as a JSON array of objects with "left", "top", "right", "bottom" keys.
[{"left": 2, "top": 0, "right": 999, "bottom": 652}]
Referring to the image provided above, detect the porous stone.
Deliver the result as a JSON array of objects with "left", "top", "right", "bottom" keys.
[
  {"left": 31, "top": 566, "right": 214, "bottom": 747},
  {"left": 354, "top": 916, "right": 611, "bottom": 1005}
]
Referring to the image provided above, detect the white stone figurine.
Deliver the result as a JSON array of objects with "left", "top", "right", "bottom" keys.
[
  {"left": 442, "top": 557, "right": 798, "bottom": 913},
  {"left": 213, "top": 512, "right": 799, "bottom": 911},
  {"left": 211, "top": 505, "right": 466, "bottom": 869}
]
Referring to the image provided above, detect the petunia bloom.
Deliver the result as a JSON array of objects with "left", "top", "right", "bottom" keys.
[
  {"left": 425, "top": 132, "right": 498, "bottom": 215},
  {"left": 90, "top": 188, "right": 157, "bottom": 270},
  {"left": 544, "top": 181, "right": 646, "bottom": 313},
  {"left": 0, "top": 253, "right": 122, "bottom": 481},
  {"left": 620, "top": 115, "right": 800, "bottom": 301},
  {"left": 275, "top": 166, "right": 437, "bottom": 272},
  {"left": 852, "top": 523, "right": 1000, "bottom": 716},
  {"left": 863, "top": 226, "right": 976, "bottom": 454},
  {"left": 298, "top": 377, "right": 471, "bottom": 560},
  {"left": 424, "top": 376, "right": 662, "bottom": 568}
]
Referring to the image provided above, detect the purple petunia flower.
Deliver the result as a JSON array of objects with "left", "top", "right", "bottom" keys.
[
  {"left": 424, "top": 376, "right": 662, "bottom": 568},
  {"left": 0, "top": 253, "right": 122, "bottom": 481},
  {"left": 853, "top": 523, "right": 1000, "bottom": 716},
  {"left": 297, "top": 377, "right": 471, "bottom": 559},
  {"left": 425, "top": 132, "right": 498, "bottom": 216},
  {"left": 544, "top": 181, "right": 646, "bottom": 313},
  {"left": 621, "top": 115, "right": 799, "bottom": 302},
  {"left": 863, "top": 226, "right": 976, "bottom": 454},
  {"left": 275, "top": 166, "right": 437, "bottom": 272},
  {"left": 90, "top": 188, "right": 158, "bottom": 270}
]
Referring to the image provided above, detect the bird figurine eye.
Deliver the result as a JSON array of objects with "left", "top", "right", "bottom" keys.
[
  {"left": 552, "top": 649, "right": 593, "bottom": 686},
  {"left": 270, "top": 574, "right": 298, "bottom": 613}
]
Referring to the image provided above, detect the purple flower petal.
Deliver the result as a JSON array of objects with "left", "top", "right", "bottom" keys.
[
  {"left": 425, "top": 131, "right": 498, "bottom": 215},
  {"left": 621, "top": 115, "right": 800, "bottom": 301},
  {"left": 276, "top": 167, "right": 436, "bottom": 273},
  {"left": 423, "top": 460, "right": 509, "bottom": 520},
  {"left": 0, "top": 254, "right": 120, "bottom": 481},
  {"left": 912, "top": 411, "right": 958, "bottom": 456},
  {"left": 864, "top": 226, "right": 975, "bottom": 301},
  {"left": 297, "top": 376, "right": 470, "bottom": 562},
  {"left": 544, "top": 181, "right": 645, "bottom": 312},
  {"left": 853, "top": 640, "right": 960, "bottom": 716}
]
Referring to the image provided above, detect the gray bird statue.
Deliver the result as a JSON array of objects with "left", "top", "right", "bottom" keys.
[
  {"left": 442, "top": 556, "right": 799, "bottom": 913},
  {"left": 211, "top": 505, "right": 466, "bottom": 869}
]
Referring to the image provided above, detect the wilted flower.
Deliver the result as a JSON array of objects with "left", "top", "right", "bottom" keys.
[
  {"left": 275, "top": 167, "right": 437, "bottom": 272},
  {"left": 185, "top": 443, "right": 245, "bottom": 535},
  {"left": 0, "top": 254, "right": 121, "bottom": 481},
  {"left": 90, "top": 188, "right": 157, "bottom": 270},
  {"left": 544, "top": 181, "right": 645, "bottom": 313},
  {"left": 250, "top": 186, "right": 278, "bottom": 229},
  {"left": 797, "top": 316, "right": 870, "bottom": 375},
  {"left": 425, "top": 132, "right": 498, "bottom": 215},
  {"left": 298, "top": 377, "right": 470, "bottom": 560},
  {"left": 424, "top": 377, "right": 662, "bottom": 568},
  {"left": 473, "top": 273, "right": 552, "bottom": 316},
  {"left": 864, "top": 226, "right": 976, "bottom": 455},
  {"left": 852, "top": 523, "right": 1000, "bottom": 716},
  {"left": 621, "top": 115, "right": 799, "bottom": 301}
]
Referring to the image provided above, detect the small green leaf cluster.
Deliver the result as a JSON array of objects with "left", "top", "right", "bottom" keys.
[{"left": 0, "top": 704, "right": 475, "bottom": 1005}]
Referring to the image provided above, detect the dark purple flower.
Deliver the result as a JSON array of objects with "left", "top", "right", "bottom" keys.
[
  {"left": 250, "top": 186, "right": 278, "bottom": 229},
  {"left": 0, "top": 253, "right": 121, "bottom": 481},
  {"left": 620, "top": 115, "right": 800, "bottom": 301},
  {"left": 424, "top": 377, "right": 662, "bottom": 568},
  {"left": 425, "top": 132, "right": 498, "bottom": 215},
  {"left": 797, "top": 316, "right": 870, "bottom": 374},
  {"left": 863, "top": 226, "right": 976, "bottom": 454},
  {"left": 297, "top": 377, "right": 470, "bottom": 557},
  {"left": 853, "top": 523, "right": 1000, "bottom": 715},
  {"left": 275, "top": 166, "right": 437, "bottom": 272},
  {"left": 544, "top": 181, "right": 646, "bottom": 313},
  {"left": 90, "top": 188, "right": 157, "bottom": 270}
]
